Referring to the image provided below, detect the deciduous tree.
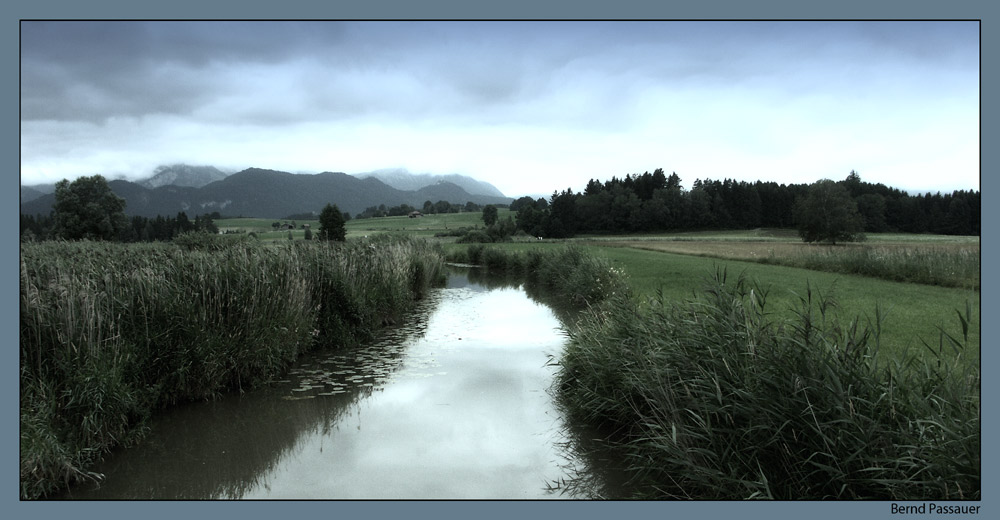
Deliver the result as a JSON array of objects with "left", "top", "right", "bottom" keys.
[
  {"left": 482, "top": 205, "right": 498, "bottom": 227},
  {"left": 794, "top": 179, "right": 866, "bottom": 244},
  {"left": 52, "top": 175, "right": 128, "bottom": 240}
]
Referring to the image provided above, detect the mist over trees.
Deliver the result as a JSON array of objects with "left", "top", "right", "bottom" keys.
[{"left": 509, "top": 169, "right": 979, "bottom": 240}]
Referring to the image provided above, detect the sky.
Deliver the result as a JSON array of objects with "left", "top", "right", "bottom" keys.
[{"left": 19, "top": 20, "right": 980, "bottom": 197}]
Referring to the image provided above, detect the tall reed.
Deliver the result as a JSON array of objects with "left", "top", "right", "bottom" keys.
[
  {"left": 556, "top": 269, "right": 979, "bottom": 499},
  {"left": 20, "top": 235, "right": 445, "bottom": 499},
  {"left": 763, "top": 245, "right": 980, "bottom": 290},
  {"left": 446, "top": 245, "right": 629, "bottom": 308}
]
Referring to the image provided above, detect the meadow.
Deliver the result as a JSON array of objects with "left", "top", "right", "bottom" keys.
[
  {"left": 214, "top": 208, "right": 514, "bottom": 241},
  {"left": 427, "top": 214, "right": 980, "bottom": 498},
  {"left": 444, "top": 241, "right": 980, "bottom": 499},
  {"left": 556, "top": 270, "right": 979, "bottom": 499}
]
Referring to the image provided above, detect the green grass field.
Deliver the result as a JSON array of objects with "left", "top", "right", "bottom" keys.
[
  {"left": 345, "top": 209, "right": 515, "bottom": 238},
  {"left": 447, "top": 241, "right": 978, "bottom": 365}
]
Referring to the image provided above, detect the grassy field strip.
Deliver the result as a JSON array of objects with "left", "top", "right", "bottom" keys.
[
  {"left": 599, "top": 239, "right": 979, "bottom": 289},
  {"left": 589, "top": 244, "right": 979, "bottom": 365},
  {"left": 448, "top": 241, "right": 979, "bottom": 367},
  {"left": 215, "top": 210, "right": 514, "bottom": 241}
]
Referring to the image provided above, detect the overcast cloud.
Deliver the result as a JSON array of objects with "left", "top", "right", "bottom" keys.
[{"left": 20, "top": 20, "right": 979, "bottom": 196}]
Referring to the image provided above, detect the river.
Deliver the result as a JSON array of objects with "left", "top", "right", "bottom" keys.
[{"left": 58, "top": 268, "right": 624, "bottom": 500}]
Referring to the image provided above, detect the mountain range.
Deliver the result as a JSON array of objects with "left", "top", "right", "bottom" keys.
[
  {"left": 355, "top": 168, "right": 508, "bottom": 199},
  {"left": 20, "top": 165, "right": 512, "bottom": 219},
  {"left": 139, "top": 164, "right": 231, "bottom": 189}
]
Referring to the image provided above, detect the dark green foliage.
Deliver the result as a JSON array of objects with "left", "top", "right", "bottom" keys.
[
  {"left": 456, "top": 230, "right": 493, "bottom": 243},
  {"left": 482, "top": 204, "right": 498, "bottom": 226},
  {"left": 25, "top": 209, "right": 219, "bottom": 243},
  {"left": 856, "top": 193, "right": 889, "bottom": 232},
  {"left": 795, "top": 180, "right": 866, "bottom": 244},
  {"left": 318, "top": 203, "right": 347, "bottom": 241},
  {"left": 52, "top": 175, "right": 128, "bottom": 240},
  {"left": 506, "top": 169, "right": 978, "bottom": 238},
  {"left": 556, "top": 270, "right": 979, "bottom": 499}
]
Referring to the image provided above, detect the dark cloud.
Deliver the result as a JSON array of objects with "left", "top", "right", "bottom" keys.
[
  {"left": 19, "top": 21, "right": 979, "bottom": 193},
  {"left": 23, "top": 20, "right": 975, "bottom": 124},
  {"left": 20, "top": 21, "right": 353, "bottom": 122}
]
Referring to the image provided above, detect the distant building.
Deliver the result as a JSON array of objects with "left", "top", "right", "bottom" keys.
[{"left": 408, "top": 211, "right": 423, "bottom": 218}]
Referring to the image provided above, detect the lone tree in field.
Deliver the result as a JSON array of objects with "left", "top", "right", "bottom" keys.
[
  {"left": 318, "top": 203, "right": 347, "bottom": 241},
  {"left": 482, "top": 204, "right": 498, "bottom": 227},
  {"left": 52, "top": 174, "right": 128, "bottom": 241},
  {"left": 794, "top": 179, "right": 866, "bottom": 244}
]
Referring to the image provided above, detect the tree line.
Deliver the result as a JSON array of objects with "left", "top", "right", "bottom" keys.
[
  {"left": 20, "top": 211, "right": 221, "bottom": 243},
  {"left": 20, "top": 170, "right": 980, "bottom": 244},
  {"left": 510, "top": 169, "right": 980, "bottom": 240},
  {"left": 354, "top": 200, "right": 487, "bottom": 219}
]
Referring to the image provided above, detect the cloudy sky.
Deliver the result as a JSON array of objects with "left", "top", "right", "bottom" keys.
[{"left": 20, "top": 20, "right": 979, "bottom": 196}]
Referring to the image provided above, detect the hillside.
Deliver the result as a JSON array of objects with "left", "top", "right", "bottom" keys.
[
  {"left": 20, "top": 185, "right": 48, "bottom": 204},
  {"left": 20, "top": 167, "right": 512, "bottom": 219},
  {"left": 138, "top": 164, "right": 230, "bottom": 189},
  {"left": 354, "top": 168, "right": 507, "bottom": 198}
]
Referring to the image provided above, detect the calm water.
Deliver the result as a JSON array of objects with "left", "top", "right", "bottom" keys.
[{"left": 59, "top": 269, "right": 623, "bottom": 500}]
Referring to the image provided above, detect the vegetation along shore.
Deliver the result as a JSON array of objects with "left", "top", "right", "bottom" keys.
[
  {"left": 20, "top": 235, "right": 445, "bottom": 499},
  {"left": 458, "top": 244, "right": 979, "bottom": 499}
]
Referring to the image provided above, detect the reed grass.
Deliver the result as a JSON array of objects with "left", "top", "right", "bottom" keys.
[
  {"left": 555, "top": 269, "right": 979, "bottom": 499},
  {"left": 19, "top": 235, "right": 445, "bottom": 499},
  {"left": 779, "top": 245, "right": 980, "bottom": 290},
  {"left": 446, "top": 244, "right": 629, "bottom": 308}
]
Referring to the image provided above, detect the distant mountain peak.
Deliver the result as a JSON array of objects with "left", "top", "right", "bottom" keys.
[
  {"left": 139, "top": 164, "right": 231, "bottom": 189},
  {"left": 354, "top": 169, "right": 507, "bottom": 198}
]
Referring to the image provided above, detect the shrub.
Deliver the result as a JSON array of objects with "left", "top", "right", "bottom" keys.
[{"left": 456, "top": 230, "right": 493, "bottom": 243}]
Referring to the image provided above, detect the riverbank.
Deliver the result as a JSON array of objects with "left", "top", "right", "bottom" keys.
[
  {"left": 19, "top": 235, "right": 446, "bottom": 499},
  {"left": 53, "top": 269, "right": 608, "bottom": 499},
  {"left": 454, "top": 244, "right": 980, "bottom": 500}
]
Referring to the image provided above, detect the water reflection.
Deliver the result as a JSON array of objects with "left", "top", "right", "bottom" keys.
[{"left": 59, "top": 268, "right": 624, "bottom": 500}]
